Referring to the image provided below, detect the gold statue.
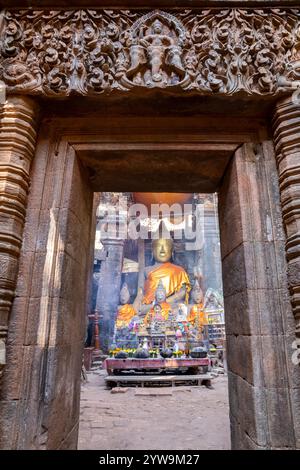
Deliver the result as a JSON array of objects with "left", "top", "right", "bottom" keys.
[
  {"left": 187, "top": 280, "right": 208, "bottom": 327},
  {"left": 115, "top": 283, "right": 137, "bottom": 329},
  {"left": 137, "top": 238, "right": 191, "bottom": 316}
]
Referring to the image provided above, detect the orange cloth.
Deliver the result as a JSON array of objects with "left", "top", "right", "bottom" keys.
[
  {"left": 188, "top": 304, "right": 208, "bottom": 327},
  {"left": 115, "top": 304, "right": 136, "bottom": 329},
  {"left": 144, "top": 302, "right": 172, "bottom": 324},
  {"left": 142, "top": 262, "right": 191, "bottom": 305}
]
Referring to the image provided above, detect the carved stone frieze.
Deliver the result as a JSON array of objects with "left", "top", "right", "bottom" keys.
[{"left": 1, "top": 8, "right": 300, "bottom": 97}]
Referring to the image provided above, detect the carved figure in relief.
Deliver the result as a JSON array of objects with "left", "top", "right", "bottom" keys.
[{"left": 126, "top": 19, "right": 185, "bottom": 86}]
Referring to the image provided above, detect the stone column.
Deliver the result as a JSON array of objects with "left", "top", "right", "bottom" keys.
[
  {"left": 95, "top": 193, "right": 127, "bottom": 352},
  {"left": 219, "top": 141, "right": 297, "bottom": 449},
  {"left": 0, "top": 95, "right": 39, "bottom": 375},
  {"left": 96, "top": 239, "right": 125, "bottom": 352},
  {"left": 273, "top": 96, "right": 300, "bottom": 337}
]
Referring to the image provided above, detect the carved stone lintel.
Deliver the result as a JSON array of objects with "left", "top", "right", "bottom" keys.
[
  {"left": 1, "top": 8, "right": 300, "bottom": 97},
  {"left": 0, "top": 95, "right": 39, "bottom": 374},
  {"left": 273, "top": 96, "right": 300, "bottom": 336}
]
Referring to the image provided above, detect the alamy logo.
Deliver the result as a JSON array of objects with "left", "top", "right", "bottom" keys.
[{"left": 97, "top": 200, "right": 205, "bottom": 251}]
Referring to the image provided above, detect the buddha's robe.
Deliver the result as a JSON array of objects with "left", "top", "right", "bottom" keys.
[
  {"left": 142, "top": 262, "right": 191, "bottom": 305},
  {"left": 144, "top": 302, "right": 172, "bottom": 324},
  {"left": 115, "top": 304, "right": 136, "bottom": 329},
  {"left": 188, "top": 303, "right": 208, "bottom": 327}
]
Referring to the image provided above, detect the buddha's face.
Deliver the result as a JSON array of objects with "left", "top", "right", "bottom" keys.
[
  {"left": 192, "top": 288, "right": 203, "bottom": 305},
  {"left": 153, "top": 238, "right": 173, "bottom": 263},
  {"left": 120, "top": 285, "right": 130, "bottom": 305},
  {"left": 156, "top": 288, "right": 166, "bottom": 303}
]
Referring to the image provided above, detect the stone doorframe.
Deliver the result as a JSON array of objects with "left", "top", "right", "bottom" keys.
[
  {"left": 0, "top": 104, "right": 299, "bottom": 450},
  {"left": 0, "top": 5, "right": 300, "bottom": 450}
]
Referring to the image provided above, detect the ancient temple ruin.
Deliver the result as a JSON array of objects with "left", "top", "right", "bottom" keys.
[{"left": 0, "top": 0, "right": 300, "bottom": 450}]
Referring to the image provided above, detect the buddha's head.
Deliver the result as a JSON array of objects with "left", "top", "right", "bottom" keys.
[
  {"left": 120, "top": 283, "right": 130, "bottom": 305},
  {"left": 152, "top": 238, "right": 173, "bottom": 263},
  {"left": 191, "top": 279, "right": 204, "bottom": 305},
  {"left": 155, "top": 279, "right": 167, "bottom": 303}
]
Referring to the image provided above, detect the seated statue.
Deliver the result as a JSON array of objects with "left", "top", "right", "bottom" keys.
[
  {"left": 144, "top": 279, "right": 172, "bottom": 325},
  {"left": 187, "top": 279, "right": 208, "bottom": 327},
  {"left": 137, "top": 238, "right": 191, "bottom": 316},
  {"left": 115, "top": 283, "right": 137, "bottom": 329}
]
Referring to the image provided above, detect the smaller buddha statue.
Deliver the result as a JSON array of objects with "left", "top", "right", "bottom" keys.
[
  {"left": 187, "top": 280, "right": 208, "bottom": 327},
  {"left": 115, "top": 283, "right": 137, "bottom": 329},
  {"left": 144, "top": 279, "right": 172, "bottom": 325}
]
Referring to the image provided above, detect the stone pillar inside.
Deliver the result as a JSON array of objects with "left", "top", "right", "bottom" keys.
[
  {"left": 0, "top": 129, "right": 94, "bottom": 449},
  {"left": 95, "top": 193, "right": 127, "bottom": 352},
  {"left": 219, "top": 142, "right": 300, "bottom": 449},
  {"left": 96, "top": 239, "right": 125, "bottom": 352}
]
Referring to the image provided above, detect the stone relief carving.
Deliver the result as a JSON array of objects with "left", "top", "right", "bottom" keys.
[
  {"left": 1, "top": 8, "right": 300, "bottom": 97},
  {"left": 121, "top": 11, "right": 188, "bottom": 89}
]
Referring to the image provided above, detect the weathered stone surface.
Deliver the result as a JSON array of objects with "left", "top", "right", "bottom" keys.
[
  {"left": 0, "top": 96, "right": 39, "bottom": 374},
  {"left": 220, "top": 141, "right": 299, "bottom": 449},
  {"left": 57, "top": 423, "right": 79, "bottom": 450},
  {"left": 225, "top": 288, "right": 295, "bottom": 337},
  {"left": 287, "top": 261, "right": 300, "bottom": 287},
  {"left": 0, "top": 126, "right": 93, "bottom": 449},
  {"left": 219, "top": 143, "right": 286, "bottom": 258},
  {"left": 227, "top": 372, "right": 268, "bottom": 447},
  {"left": 290, "top": 388, "right": 300, "bottom": 449},
  {"left": 265, "top": 387, "right": 296, "bottom": 448},
  {"left": 226, "top": 335, "right": 256, "bottom": 385},
  {"left": 1, "top": 8, "right": 300, "bottom": 98},
  {"left": 1, "top": 82, "right": 299, "bottom": 453},
  {"left": 230, "top": 421, "right": 263, "bottom": 450}
]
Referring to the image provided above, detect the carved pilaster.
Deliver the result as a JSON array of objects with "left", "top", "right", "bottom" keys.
[
  {"left": 0, "top": 95, "right": 39, "bottom": 374},
  {"left": 273, "top": 96, "right": 300, "bottom": 336}
]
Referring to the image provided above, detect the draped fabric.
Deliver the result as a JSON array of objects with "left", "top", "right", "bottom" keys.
[
  {"left": 187, "top": 303, "right": 208, "bottom": 326},
  {"left": 142, "top": 262, "right": 191, "bottom": 304},
  {"left": 115, "top": 304, "right": 136, "bottom": 328}
]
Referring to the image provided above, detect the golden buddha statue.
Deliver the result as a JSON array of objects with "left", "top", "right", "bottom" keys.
[
  {"left": 187, "top": 280, "right": 208, "bottom": 327},
  {"left": 137, "top": 238, "right": 191, "bottom": 316},
  {"left": 115, "top": 283, "right": 137, "bottom": 329}
]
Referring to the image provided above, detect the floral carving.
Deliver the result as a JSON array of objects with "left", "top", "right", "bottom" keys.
[{"left": 0, "top": 8, "right": 300, "bottom": 97}]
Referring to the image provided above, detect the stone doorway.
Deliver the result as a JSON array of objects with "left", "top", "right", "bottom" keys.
[{"left": 0, "top": 95, "right": 299, "bottom": 450}]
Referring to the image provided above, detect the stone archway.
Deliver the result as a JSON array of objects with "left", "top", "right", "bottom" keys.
[{"left": 0, "top": 5, "right": 300, "bottom": 450}]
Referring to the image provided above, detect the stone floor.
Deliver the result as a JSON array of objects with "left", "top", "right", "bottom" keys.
[{"left": 78, "top": 370, "right": 231, "bottom": 450}]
